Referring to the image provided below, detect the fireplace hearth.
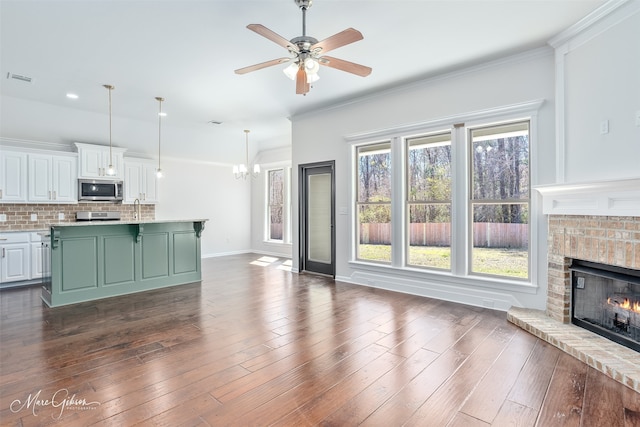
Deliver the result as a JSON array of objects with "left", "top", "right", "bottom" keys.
[{"left": 571, "top": 260, "right": 640, "bottom": 352}]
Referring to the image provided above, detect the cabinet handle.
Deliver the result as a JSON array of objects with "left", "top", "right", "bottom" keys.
[
  {"left": 0, "top": 189, "right": 3, "bottom": 199},
  {"left": 53, "top": 191, "right": 57, "bottom": 200},
  {"left": 49, "top": 190, "right": 52, "bottom": 200},
  {"left": 2, "top": 248, "right": 4, "bottom": 258}
]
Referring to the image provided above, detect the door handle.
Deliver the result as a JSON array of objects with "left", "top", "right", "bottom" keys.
[{"left": 2, "top": 248, "right": 5, "bottom": 258}]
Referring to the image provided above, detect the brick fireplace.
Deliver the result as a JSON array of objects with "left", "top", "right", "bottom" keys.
[{"left": 508, "top": 178, "right": 640, "bottom": 392}]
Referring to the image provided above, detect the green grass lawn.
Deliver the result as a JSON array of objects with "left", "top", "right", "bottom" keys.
[{"left": 358, "top": 244, "right": 528, "bottom": 278}]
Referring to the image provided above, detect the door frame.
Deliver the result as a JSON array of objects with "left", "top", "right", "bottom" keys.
[{"left": 298, "top": 160, "right": 335, "bottom": 278}]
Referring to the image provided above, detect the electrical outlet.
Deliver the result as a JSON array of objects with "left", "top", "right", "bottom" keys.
[
  {"left": 30, "top": 213, "right": 38, "bottom": 221},
  {"left": 577, "top": 277, "right": 585, "bottom": 289},
  {"left": 600, "top": 120, "right": 609, "bottom": 135},
  {"left": 58, "top": 212, "right": 65, "bottom": 220},
  {"left": 0, "top": 214, "right": 6, "bottom": 222}
]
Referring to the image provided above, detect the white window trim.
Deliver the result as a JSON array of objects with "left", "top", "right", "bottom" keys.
[{"left": 347, "top": 100, "right": 544, "bottom": 292}]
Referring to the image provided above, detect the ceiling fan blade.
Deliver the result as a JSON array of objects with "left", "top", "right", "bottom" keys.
[
  {"left": 296, "top": 67, "right": 309, "bottom": 95},
  {"left": 319, "top": 56, "right": 372, "bottom": 77},
  {"left": 312, "top": 28, "right": 363, "bottom": 54},
  {"left": 247, "top": 24, "right": 299, "bottom": 53},
  {"left": 234, "top": 57, "right": 291, "bottom": 75}
]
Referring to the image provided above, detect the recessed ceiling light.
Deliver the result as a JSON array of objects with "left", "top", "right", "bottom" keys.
[{"left": 66, "top": 93, "right": 78, "bottom": 99}]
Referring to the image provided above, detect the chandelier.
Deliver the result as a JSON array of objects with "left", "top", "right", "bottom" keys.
[{"left": 233, "top": 130, "right": 260, "bottom": 179}]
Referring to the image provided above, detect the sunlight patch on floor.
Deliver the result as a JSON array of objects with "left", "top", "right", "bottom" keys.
[{"left": 250, "top": 256, "right": 280, "bottom": 267}]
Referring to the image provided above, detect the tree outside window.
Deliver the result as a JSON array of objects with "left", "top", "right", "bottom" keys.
[
  {"left": 268, "top": 169, "right": 284, "bottom": 241},
  {"left": 470, "top": 121, "right": 530, "bottom": 279},
  {"left": 356, "top": 142, "right": 391, "bottom": 262},
  {"left": 407, "top": 132, "right": 452, "bottom": 269}
]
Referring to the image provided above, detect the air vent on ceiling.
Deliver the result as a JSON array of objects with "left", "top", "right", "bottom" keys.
[
  {"left": 6, "top": 72, "right": 32, "bottom": 83},
  {"left": 208, "top": 120, "right": 223, "bottom": 125}
]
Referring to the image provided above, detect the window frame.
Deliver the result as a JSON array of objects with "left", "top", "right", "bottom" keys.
[
  {"left": 264, "top": 165, "right": 292, "bottom": 245},
  {"left": 355, "top": 140, "right": 393, "bottom": 264},
  {"left": 467, "top": 120, "right": 531, "bottom": 281},
  {"left": 346, "top": 100, "right": 542, "bottom": 292},
  {"left": 405, "top": 131, "right": 453, "bottom": 271}
]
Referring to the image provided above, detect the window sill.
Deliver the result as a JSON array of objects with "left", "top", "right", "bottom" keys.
[
  {"left": 347, "top": 260, "right": 539, "bottom": 295},
  {"left": 262, "top": 240, "right": 292, "bottom": 246}
]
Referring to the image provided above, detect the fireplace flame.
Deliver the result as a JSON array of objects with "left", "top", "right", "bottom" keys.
[{"left": 607, "top": 297, "right": 640, "bottom": 313}]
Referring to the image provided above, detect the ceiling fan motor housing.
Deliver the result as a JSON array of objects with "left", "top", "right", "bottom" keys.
[{"left": 295, "top": 0, "right": 312, "bottom": 9}]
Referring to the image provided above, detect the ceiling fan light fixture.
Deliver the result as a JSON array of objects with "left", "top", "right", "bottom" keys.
[
  {"left": 306, "top": 72, "right": 319, "bottom": 83},
  {"left": 304, "top": 57, "right": 319, "bottom": 74},
  {"left": 283, "top": 62, "right": 298, "bottom": 80}
]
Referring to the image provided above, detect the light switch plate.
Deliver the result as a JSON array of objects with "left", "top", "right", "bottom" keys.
[
  {"left": 30, "top": 213, "right": 37, "bottom": 221},
  {"left": 636, "top": 110, "right": 640, "bottom": 127},
  {"left": 58, "top": 212, "right": 65, "bottom": 220},
  {"left": 600, "top": 120, "right": 609, "bottom": 134},
  {"left": 0, "top": 214, "right": 6, "bottom": 222}
]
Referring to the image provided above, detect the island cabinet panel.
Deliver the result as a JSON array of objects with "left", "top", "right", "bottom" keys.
[
  {"left": 141, "top": 233, "right": 169, "bottom": 279},
  {"left": 103, "top": 234, "right": 135, "bottom": 286},
  {"left": 60, "top": 237, "right": 98, "bottom": 291},
  {"left": 174, "top": 231, "right": 198, "bottom": 274},
  {"left": 46, "top": 220, "right": 205, "bottom": 307}
]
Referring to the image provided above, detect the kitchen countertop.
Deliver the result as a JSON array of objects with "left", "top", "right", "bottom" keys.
[{"left": 48, "top": 219, "right": 208, "bottom": 227}]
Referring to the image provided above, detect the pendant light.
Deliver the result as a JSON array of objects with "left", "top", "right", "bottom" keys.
[
  {"left": 103, "top": 84, "right": 116, "bottom": 176},
  {"left": 233, "top": 130, "right": 260, "bottom": 180},
  {"left": 155, "top": 96, "right": 164, "bottom": 178}
]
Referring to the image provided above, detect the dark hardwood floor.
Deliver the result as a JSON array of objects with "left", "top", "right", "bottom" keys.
[{"left": 1, "top": 253, "right": 639, "bottom": 426}]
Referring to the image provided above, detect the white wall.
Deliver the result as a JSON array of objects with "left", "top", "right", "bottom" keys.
[
  {"left": 154, "top": 157, "right": 251, "bottom": 257},
  {"left": 291, "top": 48, "right": 557, "bottom": 311},
  {"left": 560, "top": 3, "right": 640, "bottom": 182}
]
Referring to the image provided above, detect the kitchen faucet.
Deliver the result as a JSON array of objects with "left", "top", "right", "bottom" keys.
[{"left": 133, "top": 198, "right": 140, "bottom": 220}]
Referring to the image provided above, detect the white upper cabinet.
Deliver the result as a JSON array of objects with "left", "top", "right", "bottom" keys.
[
  {"left": 124, "top": 159, "right": 158, "bottom": 204},
  {"left": 28, "top": 153, "right": 77, "bottom": 203},
  {"left": 0, "top": 151, "right": 28, "bottom": 203},
  {"left": 75, "top": 142, "right": 126, "bottom": 180}
]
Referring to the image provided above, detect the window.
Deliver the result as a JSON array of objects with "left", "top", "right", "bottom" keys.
[
  {"left": 352, "top": 113, "right": 535, "bottom": 284},
  {"left": 267, "top": 169, "right": 284, "bottom": 241},
  {"left": 356, "top": 142, "right": 392, "bottom": 262},
  {"left": 406, "top": 132, "right": 452, "bottom": 270},
  {"left": 470, "top": 121, "right": 530, "bottom": 279}
]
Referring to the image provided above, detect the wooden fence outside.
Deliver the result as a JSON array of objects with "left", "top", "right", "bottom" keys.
[{"left": 360, "top": 223, "right": 528, "bottom": 248}]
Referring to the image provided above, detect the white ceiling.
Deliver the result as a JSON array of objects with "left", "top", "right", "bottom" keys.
[{"left": 0, "top": 0, "right": 604, "bottom": 162}]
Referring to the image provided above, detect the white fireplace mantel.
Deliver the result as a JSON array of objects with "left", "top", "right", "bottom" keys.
[{"left": 535, "top": 177, "right": 640, "bottom": 216}]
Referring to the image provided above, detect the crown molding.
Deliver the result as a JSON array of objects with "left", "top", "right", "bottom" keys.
[
  {"left": 548, "top": 0, "right": 638, "bottom": 49},
  {"left": 0, "top": 137, "right": 75, "bottom": 153}
]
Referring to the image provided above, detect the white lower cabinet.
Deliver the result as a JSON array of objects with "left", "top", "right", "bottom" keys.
[{"left": 0, "top": 232, "right": 43, "bottom": 284}]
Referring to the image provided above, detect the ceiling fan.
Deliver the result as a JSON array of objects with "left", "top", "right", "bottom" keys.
[{"left": 234, "top": 0, "right": 372, "bottom": 95}]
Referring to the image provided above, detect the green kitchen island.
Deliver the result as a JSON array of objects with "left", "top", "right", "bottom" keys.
[{"left": 42, "top": 219, "right": 206, "bottom": 307}]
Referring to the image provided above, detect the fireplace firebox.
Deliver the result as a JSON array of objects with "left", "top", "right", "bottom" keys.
[{"left": 571, "top": 260, "right": 640, "bottom": 353}]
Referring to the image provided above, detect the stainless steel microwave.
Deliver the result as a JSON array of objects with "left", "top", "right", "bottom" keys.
[{"left": 78, "top": 179, "right": 123, "bottom": 201}]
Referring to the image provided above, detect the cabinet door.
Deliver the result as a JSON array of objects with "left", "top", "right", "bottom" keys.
[
  {"left": 31, "top": 242, "right": 44, "bottom": 279},
  {"left": 52, "top": 155, "right": 77, "bottom": 202},
  {"left": 79, "top": 147, "right": 105, "bottom": 178},
  {"left": 28, "top": 154, "right": 53, "bottom": 202},
  {"left": 0, "top": 152, "right": 28, "bottom": 202},
  {"left": 124, "top": 162, "right": 142, "bottom": 203},
  {"left": 1, "top": 243, "right": 30, "bottom": 282},
  {"left": 142, "top": 162, "right": 158, "bottom": 203}
]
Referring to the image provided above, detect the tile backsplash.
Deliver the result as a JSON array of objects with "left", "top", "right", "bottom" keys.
[{"left": 0, "top": 203, "right": 155, "bottom": 231}]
